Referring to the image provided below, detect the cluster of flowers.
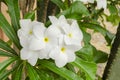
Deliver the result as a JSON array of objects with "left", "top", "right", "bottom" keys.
[
  {"left": 18, "top": 15, "right": 83, "bottom": 67},
  {"left": 74, "top": 0, "right": 107, "bottom": 9}
]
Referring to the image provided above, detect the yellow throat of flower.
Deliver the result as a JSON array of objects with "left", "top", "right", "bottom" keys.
[
  {"left": 68, "top": 33, "right": 72, "bottom": 38},
  {"left": 29, "top": 30, "right": 33, "bottom": 35},
  {"left": 61, "top": 47, "right": 66, "bottom": 53},
  {"left": 44, "top": 37, "right": 49, "bottom": 43}
]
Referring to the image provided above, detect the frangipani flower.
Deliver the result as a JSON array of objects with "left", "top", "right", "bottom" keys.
[
  {"left": 20, "top": 48, "right": 39, "bottom": 66},
  {"left": 63, "top": 20, "right": 83, "bottom": 50},
  {"left": 49, "top": 15, "right": 83, "bottom": 51},
  {"left": 49, "top": 36, "right": 76, "bottom": 67},
  {"left": 29, "top": 24, "right": 59, "bottom": 59},
  {"left": 18, "top": 19, "right": 44, "bottom": 48},
  {"left": 49, "top": 15, "right": 83, "bottom": 67},
  {"left": 18, "top": 19, "right": 45, "bottom": 66}
]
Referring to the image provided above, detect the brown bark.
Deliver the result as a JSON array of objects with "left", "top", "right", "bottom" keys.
[
  {"left": 19, "top": 0, "right": 35, "bottom": 17},
  {"left": 0, "top": 2, "right": 4, "bottom": 40}
]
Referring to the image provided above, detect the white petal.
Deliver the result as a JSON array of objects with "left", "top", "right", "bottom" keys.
[
  {"left": 20, "top": 19, "right": 31, "bottom": 28},
  {"left": 20, "top": 48, "right": 32, "bottom": 60},
  {"left": 71, "top": 20, "right": 80, "bottom": 30},
  {"left": 29, "top": 36, "right": 45, "bottom": 50},
  {"left": 66, "top": 50, "right": 76, "bottom": 62},
  {"left": 19, "top": 37, "right": 29, "bottom": 48},
  {"left": 28, "top": 53, "right": 39, "bottom": 66},
  {"left": 49, "top": 46, "right": 60, "bottom": 59},
  {"left": 32, "top": 21, "right": 46, "bottom": 38},
  {"left": 20, "top": 19, "right": 32, "bottom": 33},
  {"left": 64, "top": 37, "right": 71, "bottom": 45},
  {"left": 59, "top": 35, "right": 66, "bottom": 46},
  {"left": 59, "top": 15, "right": 67, "bottom": 23},
  {"left": 80, "top": 0, "right": 88, "bottom": 3},
  {"left": 55, "top": 53, "right": 68, "bottom": 67},
  {"left": 45, "top": 25, "right": 61, "bottom": 38},
  {"left": 97, "top": 0, "right": 107, "bottom": 9},
  {"left": 66, "top": 44, "right": 82, "bottom": 52},
  {"left": 17, "top": 29, "right": 24, "bottom": 38},
  {"left": 39, "top": 48, "right": 50, "bottom": 59},
  {"left": 49, "top": 16, "right": 58, "bottom": 24},
  {"left": 88, "top": 0, "right": 94, "bottom": 3}
]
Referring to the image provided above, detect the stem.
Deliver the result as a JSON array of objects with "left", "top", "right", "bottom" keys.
[
  {"left": 103, "top": 23, "right": 120, "bottom": 80},
  {"left": 37, "top": 0, "right": 49, "bottom": 23}
]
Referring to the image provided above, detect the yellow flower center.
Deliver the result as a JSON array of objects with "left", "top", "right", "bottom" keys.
[
  {"left": 29, "top": 30, "right": 33, "bottom": 35},
  {"left": 44, "top": 37, "right": 49, "bottom": 43},
  {"left": 61, "top": 47, "right": 66, "bottom": 53},
  {"left": 68, "top": 33, "right": 72, "bottom": 38}
]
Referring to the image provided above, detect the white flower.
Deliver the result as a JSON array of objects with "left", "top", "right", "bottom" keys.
[
  {"left": 96, "top": 0, "right": 107, "bottom": 9},
  {"left": 29, "top": 24, "right": 59, "bottom": 59},
  {"left": 63, "top": 20, "right": 83, "bottom": 50},
  {"left": 49, "top": 37, "right": 76, "bottom": 67},
  {"left": 18, "top": 19, "right": 44, "bottom": 48},
  {"left": 49, "top": 15, "right": 83, "bottom": 51},
  {"left": 20, "top": 48, "right": 39, "bottom": 66},
  {"left": 18, "top": 19, "right": 52, "bottom": 65}
]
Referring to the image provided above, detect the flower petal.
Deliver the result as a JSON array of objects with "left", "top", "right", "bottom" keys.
[
  {"left": 29, "top": 36, "right": 45, "bottom": 50},
  {"left": 28, "top": 53, "right": 39, "bottom": 66},
  {"left": 46, "top": 25, "right": 61, "bottom": 38},
  {"left": 20, "top": 19, "right": 31, "bottom": 32},
  {"left": 96, "top": 0, "right": 107, "bottom": 9},
  {"left": 20, "top": 48, "right": 32, "bottom": 60},
  {"left": 66, "top": 50, "right": 76, "bottom": 62},
  {"left": 49, "top": 46, "right": 68, "bottom": 67},
  {"left": 55, "top": 53, "right": 68, "bottom": 67},
  {"left": 49, "top": 46, "right": 60, "bottom": 59},
  {"left": 32, "top": 21, "right": 46, "bottom": 38},
  {"left": 49, "top": 16, "right": 58, "bottom": 24},
  {"left": 39, "top": 48, "right": 50, "bottom": 59},
  {"left": 59, "top": 15, "right": 67, "bottom": 24}
]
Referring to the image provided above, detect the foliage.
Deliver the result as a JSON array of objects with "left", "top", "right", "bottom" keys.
[{"left": 0, "top": 0, "right": 119, "bottom": 80}]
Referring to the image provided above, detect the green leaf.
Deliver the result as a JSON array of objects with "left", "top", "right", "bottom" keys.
[
  {"left": 72, "top": 57, "right": 97, "bottom": 80},
  {"left": 5, "top": 0, "right": 20, "bottom": 32},
  {"left": 39, "top": 60, "right": 83, "bottom": 80},
  {"left": 92, "top": 46, "right": 108, "bottom": 63},
  {"left": 0, "top": 69, "right": 14, "bottom": 80},
  {"left": 0, "top": 60, "right": 20, "bottom": 80},
  {"left": 0, "top": 13, "right": 21, "bottom": 49},
  {"left": 61, "top": 1, "right": 89, "bottom": 19},
  {"left": 94, "top": 50, "right": 108, "bottom": 63},
  {"left": 24, "top": 12, "right": 35, "bottom": 21},
  {"left": 81, "top": 28, "right": 91, "bottom": 45},
  {"left": 13, "top": 64, "right": 23, "bottom": 80},
  {"left": 80, "top": 23, "right": 106, "bottom": 36},
  {"left": 26, "top": 63, "right": 40, "bottom": 80},
  {"left": 35, "top": 69, "right": 55, "bottom": 80},
  {"left": 0, "top": 39, "right": 17, "bottom": 55},
  {"left": 0, "top": 50, "right": 16, "bottom": 57},
  {"left": 108, "top": 4, "right": 118, "bottom": 15},
  {"left": 76, "top": 45, "right": 93, "bottom": 61},
  {"left": 50, "top": 0, "right": 66, "bottom": 10},
  {"left": 0, "top": 57, "right": 17, "bottom": 73},
  {"left": 106, "top": 14, "right": 120, "bottom": 26},
  {"left": 79, "top": 22, "right": 114, "bottom": 45}
]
